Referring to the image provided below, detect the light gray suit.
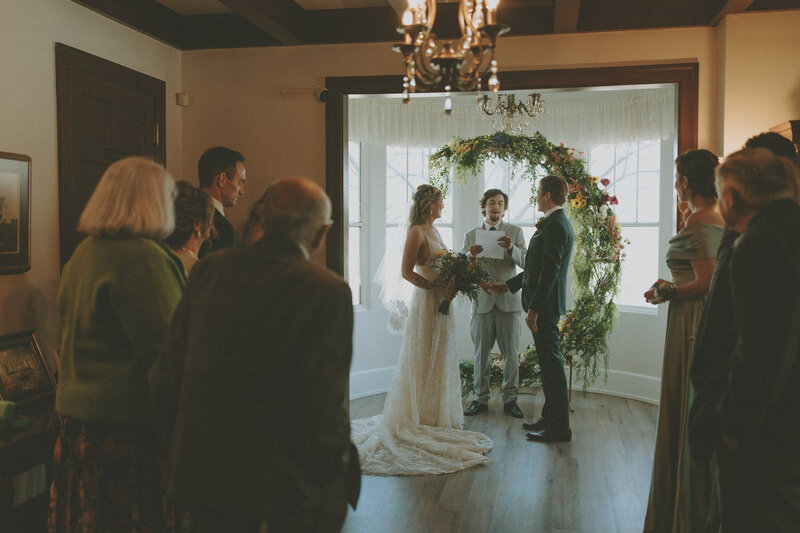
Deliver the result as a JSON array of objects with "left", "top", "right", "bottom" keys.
[{"left": 461, "top": 220, "right": 527, "bottom": 404}]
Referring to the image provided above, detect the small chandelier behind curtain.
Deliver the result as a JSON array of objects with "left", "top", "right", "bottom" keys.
[
  {"left": 393, "top": 0, "right": 509, "bottom": 113},
  {"left": 479, "top": 93, "right": 545, "bottom": 133}
]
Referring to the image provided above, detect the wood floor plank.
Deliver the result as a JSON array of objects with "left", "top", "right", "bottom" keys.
[{"left": 344, "top": 392, "right": 657, "bottom": 533}]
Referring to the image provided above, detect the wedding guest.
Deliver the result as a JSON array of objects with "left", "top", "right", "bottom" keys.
[
  {"left": 164, "top": 180, "right": 215, "bottom": 274},
  {"left": 744, "top": 130, "right": 798, "bottom": 163},
  {"left": 242, "top": 188, "right": 269, "bottom": 245},
  {"left": 149, "top": 176, "right": 360, "bottom": 532},
  {"left": 688, "top": 136, "right": 799, "bottom": 529},
  {"left": 713, "top": 148, "right": 800, "bottom": 531},
  {"left": 462, "top": 189, "right": 527, "bottom": 419},
  {"left": 50, "top": 157, "right": 185, "bottom": 531},
  {"left": 490, "top": 176, "right": 575, "bottom": 442},
  {"left": 197, "top": 146, "right": 246, "bottom": 257},
  {"left": 643, "top": 149, "right": 724, "bottom": 533}
]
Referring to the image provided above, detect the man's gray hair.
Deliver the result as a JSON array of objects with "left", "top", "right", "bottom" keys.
[
  {"left": 717, "top": 148, "right": 800, "bottom": 209},
  {"left": 260, "top": 176, "right": 332, "bottom": 243}
]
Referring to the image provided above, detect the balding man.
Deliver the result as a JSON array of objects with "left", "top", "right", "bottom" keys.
[
  {"left": 150, "top": 176, "right": 360, "bottom": 532},
  {"left": 713, "top": 148, "right": 800, "bottom": 531}
]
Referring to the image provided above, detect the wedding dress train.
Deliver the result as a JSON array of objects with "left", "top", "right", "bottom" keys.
[{"left": 351, "top": 233, "right": 493, "bottom": 476}]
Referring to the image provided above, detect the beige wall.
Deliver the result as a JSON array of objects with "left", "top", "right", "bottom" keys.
[
  {"left": 0, "top": 0, "right": 181, "bottom": 358},
  {"left": 719, "top": 10, "right": 800, "bottom": 154},
  {"left": 181, "top": 25, "right": 721, "bottom": 233}
]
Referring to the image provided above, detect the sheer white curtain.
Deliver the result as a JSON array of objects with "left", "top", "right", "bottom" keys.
[{"left": 348, "top": 87, "right": 675, "bottom": 151}]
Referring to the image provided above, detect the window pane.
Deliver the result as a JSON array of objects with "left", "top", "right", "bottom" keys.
[
  {"left": 348, "top": 141, "right": 361, "bottom": 224},
  {"left": 348, "top": 227, "right": 361, "bottom": 305},
  {"left": 386, "top": 146, "right": 410, "bottom": 224},
  {"left": 508, "top": 174, "right": 535, "bottom": 224},
  {"left": 614, "top": 143, "right": 638, "bottom": 223},
  {"left": 385, "top": 226, "right": 408, "bottom": 270},
  {"left": 637, "top": 140, "right": 661, "bottom": 223},
  {"left": 437, "top": 227, "right": 453, "bottom": 250},
  {"left": 590, "top": 144, "right": 615, "bottom": 184},
  {"left": 616, "top": 225, "right": 659, "bottom": 308},
  {"left": 484, "top": 159, "right": 505, "bottom": 191}
]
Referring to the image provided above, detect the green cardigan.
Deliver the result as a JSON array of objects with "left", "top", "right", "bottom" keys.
[{"left": 56, "top": 236, "right": 186, "bottom": 423}]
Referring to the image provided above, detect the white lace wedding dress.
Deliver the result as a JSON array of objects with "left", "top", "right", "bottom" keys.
[{"left": 351, "top": 232, "right": 493, "bottom": 476}]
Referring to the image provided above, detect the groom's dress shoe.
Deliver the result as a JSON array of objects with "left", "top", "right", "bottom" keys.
[
  {"left": 464, "top": 401, "right": 488, "bottom": 416},
  {"left": 522, "top": 417, "right": 549, "bottom": 431},
  {"left": 526, "top": 428, "right": 572, "bottom": 442},
  {"left": 503, "top": 401, "right": 523, "bottom": 418}
]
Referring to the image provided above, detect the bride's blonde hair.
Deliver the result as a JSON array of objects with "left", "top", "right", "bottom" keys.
[{"left": 408, "top": 184, "right": 442, "bottom": 226}]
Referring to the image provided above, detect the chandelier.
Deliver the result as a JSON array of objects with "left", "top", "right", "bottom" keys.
[
  {"left": 479, "top": 93, "right": 545, "bottom": 133},
  {"left": 393, "top": 0, "right": 509, "bottom": 109}
]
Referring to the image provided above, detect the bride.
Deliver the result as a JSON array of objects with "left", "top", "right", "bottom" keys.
[{"left": 351, "top": 184, "right": 493, "bottom": 476}]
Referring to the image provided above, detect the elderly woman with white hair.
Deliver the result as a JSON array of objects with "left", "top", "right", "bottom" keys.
[{"left": 49, "top": 156, "right": 186, "bottom": 531}]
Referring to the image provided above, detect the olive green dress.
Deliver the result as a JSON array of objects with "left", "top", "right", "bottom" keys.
[{"left": 644, "top": 223, "right": 723, "bottom": 533}]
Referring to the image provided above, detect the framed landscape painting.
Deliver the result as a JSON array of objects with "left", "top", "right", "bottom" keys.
[
  {"left": 0, "top": 332, "right": 56, "bottom": 404},
  {"left": 0, "top": 151, "right": 31, "bottom": 274}
]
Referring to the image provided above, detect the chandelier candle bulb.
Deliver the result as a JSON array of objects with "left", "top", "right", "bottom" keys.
[{"left": 394, "top": 0, "right": 509, "bottom": 109}]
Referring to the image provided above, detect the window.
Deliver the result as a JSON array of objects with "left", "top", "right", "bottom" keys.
[
  {"left": 587, "top": 139, "right": 662, "bottom": 309},
  {"left": 386, "top": 145, "right": 454, "bottom": 258}
]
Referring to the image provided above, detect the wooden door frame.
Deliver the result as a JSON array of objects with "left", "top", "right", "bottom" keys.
[
  {"left": 324, "top": 63, "right": 699, "bottom": 275},
  {"left": 55, "top": 43, "right": 167, "bottom": 266}
]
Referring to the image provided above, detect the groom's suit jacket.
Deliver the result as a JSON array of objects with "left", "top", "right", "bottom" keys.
[
  {"left": 461, "top": 221, "right": 527, "bottom": 313},
  {"left": 507, "top": 208, "right": 574, "bottom": 316},
  {"left": 149, "top": 234, "right": 360, "bottom": 520}
]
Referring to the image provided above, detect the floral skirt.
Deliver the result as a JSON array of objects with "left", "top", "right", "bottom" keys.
[{"left": 48, "top": 413, "right": 185, "bottom": 533}]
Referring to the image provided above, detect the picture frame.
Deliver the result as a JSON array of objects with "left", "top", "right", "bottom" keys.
[
  {"left": 0, "top": 332, "right": 56, "bottom": 404},
  {"left": 0, "top": 151, "right": 31, "bottom": 274}
]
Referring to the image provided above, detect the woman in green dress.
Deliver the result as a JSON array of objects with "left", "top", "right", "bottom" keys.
[{"left": 643, "top": 149, "right": 725, "bottom": 533}]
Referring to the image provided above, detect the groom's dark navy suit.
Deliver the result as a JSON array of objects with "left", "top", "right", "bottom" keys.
[{"left": 507, "top": 207, "right": 574, "bottom": 429}]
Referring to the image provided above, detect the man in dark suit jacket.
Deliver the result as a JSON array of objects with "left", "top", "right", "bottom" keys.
[
  {"left": 713, "top": 148, "right": 800, "bottom": 531},
  {"left": 150, "top": 176, "right": 360, "bottom": 532},
  {"left": 197, "top": 146, "right": 246, "bottom": 257},
  {"left": 490, "top": 175, "right": 574, "bottom": 442}
]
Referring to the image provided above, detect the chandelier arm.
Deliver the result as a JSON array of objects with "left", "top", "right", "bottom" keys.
[{"left": 413, "top": 48, "right": 442, "bottom": 86}]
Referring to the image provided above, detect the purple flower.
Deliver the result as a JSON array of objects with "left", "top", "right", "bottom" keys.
[{"left": 493, "top": 133, "right": 508, "bottom": 147}]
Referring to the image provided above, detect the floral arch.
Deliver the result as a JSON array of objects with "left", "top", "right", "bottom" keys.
[{"left": 428, "top": 131, "right": 627, "bottom": 388}]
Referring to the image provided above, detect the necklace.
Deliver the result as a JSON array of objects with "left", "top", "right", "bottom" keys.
[{"left": 178, "top": 246, "right": 196, "bottom": 257}]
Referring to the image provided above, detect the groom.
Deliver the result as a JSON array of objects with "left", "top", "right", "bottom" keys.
[
  {"left": 491, "top": 176, "right": 574, "bottom": 442},
  {"left": 462, "top": 189, "right": 527, "bottom": 418}
]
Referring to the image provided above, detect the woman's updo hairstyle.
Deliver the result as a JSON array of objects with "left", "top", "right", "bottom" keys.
[
  {"left": 676, "top": 149, "right": 720, "bottom": 200},
  {"left": 408, "top": 184, "right": 442, "bottom": 226}
]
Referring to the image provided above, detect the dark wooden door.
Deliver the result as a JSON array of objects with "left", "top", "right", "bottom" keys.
[{"left": 55, "top": 43, "right": 166, "bottom": 267}]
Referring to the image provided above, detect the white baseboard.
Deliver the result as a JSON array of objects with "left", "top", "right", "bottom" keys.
[
  {"left": 349, "top": 366, "right": 394, "bottom": 399},
  {"left": 571, "top": 368, "right": 661, "bottom": 404},
  {"left": 350, "top": 366, "right": 661, "bottom": 405}
]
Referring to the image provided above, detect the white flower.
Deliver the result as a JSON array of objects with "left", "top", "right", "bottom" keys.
[{"left": 599, "top": 204, "right": 609, "bottom": 220}]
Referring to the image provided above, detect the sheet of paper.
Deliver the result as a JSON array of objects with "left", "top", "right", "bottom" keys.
[{"left": 475, "top": 229, "right": 506, "bottom": 259}]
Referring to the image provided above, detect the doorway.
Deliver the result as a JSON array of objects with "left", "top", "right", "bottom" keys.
[{"left": 55, "top": 43, "right": 166, "bottom": 267}]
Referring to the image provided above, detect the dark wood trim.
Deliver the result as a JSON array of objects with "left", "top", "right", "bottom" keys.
[
  {"left": 325, "top": 63, "right": 700, "bottom": 274},
  {"left": 70, "top": 0, "right": 280, "bottom": 49},
  {"left": 55, "top": 43, "right": 167, "bottom": 267},
  {"left": 217, "top": 0, "right": 308, "bottom": 45}
]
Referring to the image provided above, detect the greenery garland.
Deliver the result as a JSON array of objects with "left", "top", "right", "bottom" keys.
[{"left": 428, "top": 131, "right": 628, "bottom": 389}]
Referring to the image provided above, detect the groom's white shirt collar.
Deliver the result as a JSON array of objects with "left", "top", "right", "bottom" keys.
[
  {"left": 482, "top": 220, "right": 503, "bottom": 230},
  {"left": 211, "top": 197, "right": 225, "bottom": 216},
  {"left": 544, "top": 205, "right": 564, "bottom": 218}
]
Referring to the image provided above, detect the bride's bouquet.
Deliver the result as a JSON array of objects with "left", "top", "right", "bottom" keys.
[{"left": 430, "top": 250, "right": 490, "bottom": 315}]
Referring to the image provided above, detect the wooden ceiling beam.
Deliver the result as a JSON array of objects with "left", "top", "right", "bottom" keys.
[
  {"left": 709, "top": 0, "right": 756, "bottom": 25},
  {"left": 553, "top": 0, "right": 581, "bottom": 33},
  {"left": 217, "top": 0, "right": 308, "bottom": 45}
]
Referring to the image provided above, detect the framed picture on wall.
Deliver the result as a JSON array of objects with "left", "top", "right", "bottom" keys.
[
  {"left": 0, "top": 332, "right": 56, "bottom": 404},
  {"left": 0, "top": 151, "right": 31, "bottom": 274}
]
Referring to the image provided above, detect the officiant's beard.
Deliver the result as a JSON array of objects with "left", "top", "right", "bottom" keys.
[{"left": 486, "top": 212, "right": 502, "bottom": 224}]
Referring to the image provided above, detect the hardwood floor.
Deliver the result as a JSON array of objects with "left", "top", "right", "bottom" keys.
[{"left": 344, "top": 392, "right": 657, "bottom": 533}]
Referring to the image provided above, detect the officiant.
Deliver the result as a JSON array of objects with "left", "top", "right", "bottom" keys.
[{"left": 462, "top": 189, "right": 527, "bottom": 418}]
